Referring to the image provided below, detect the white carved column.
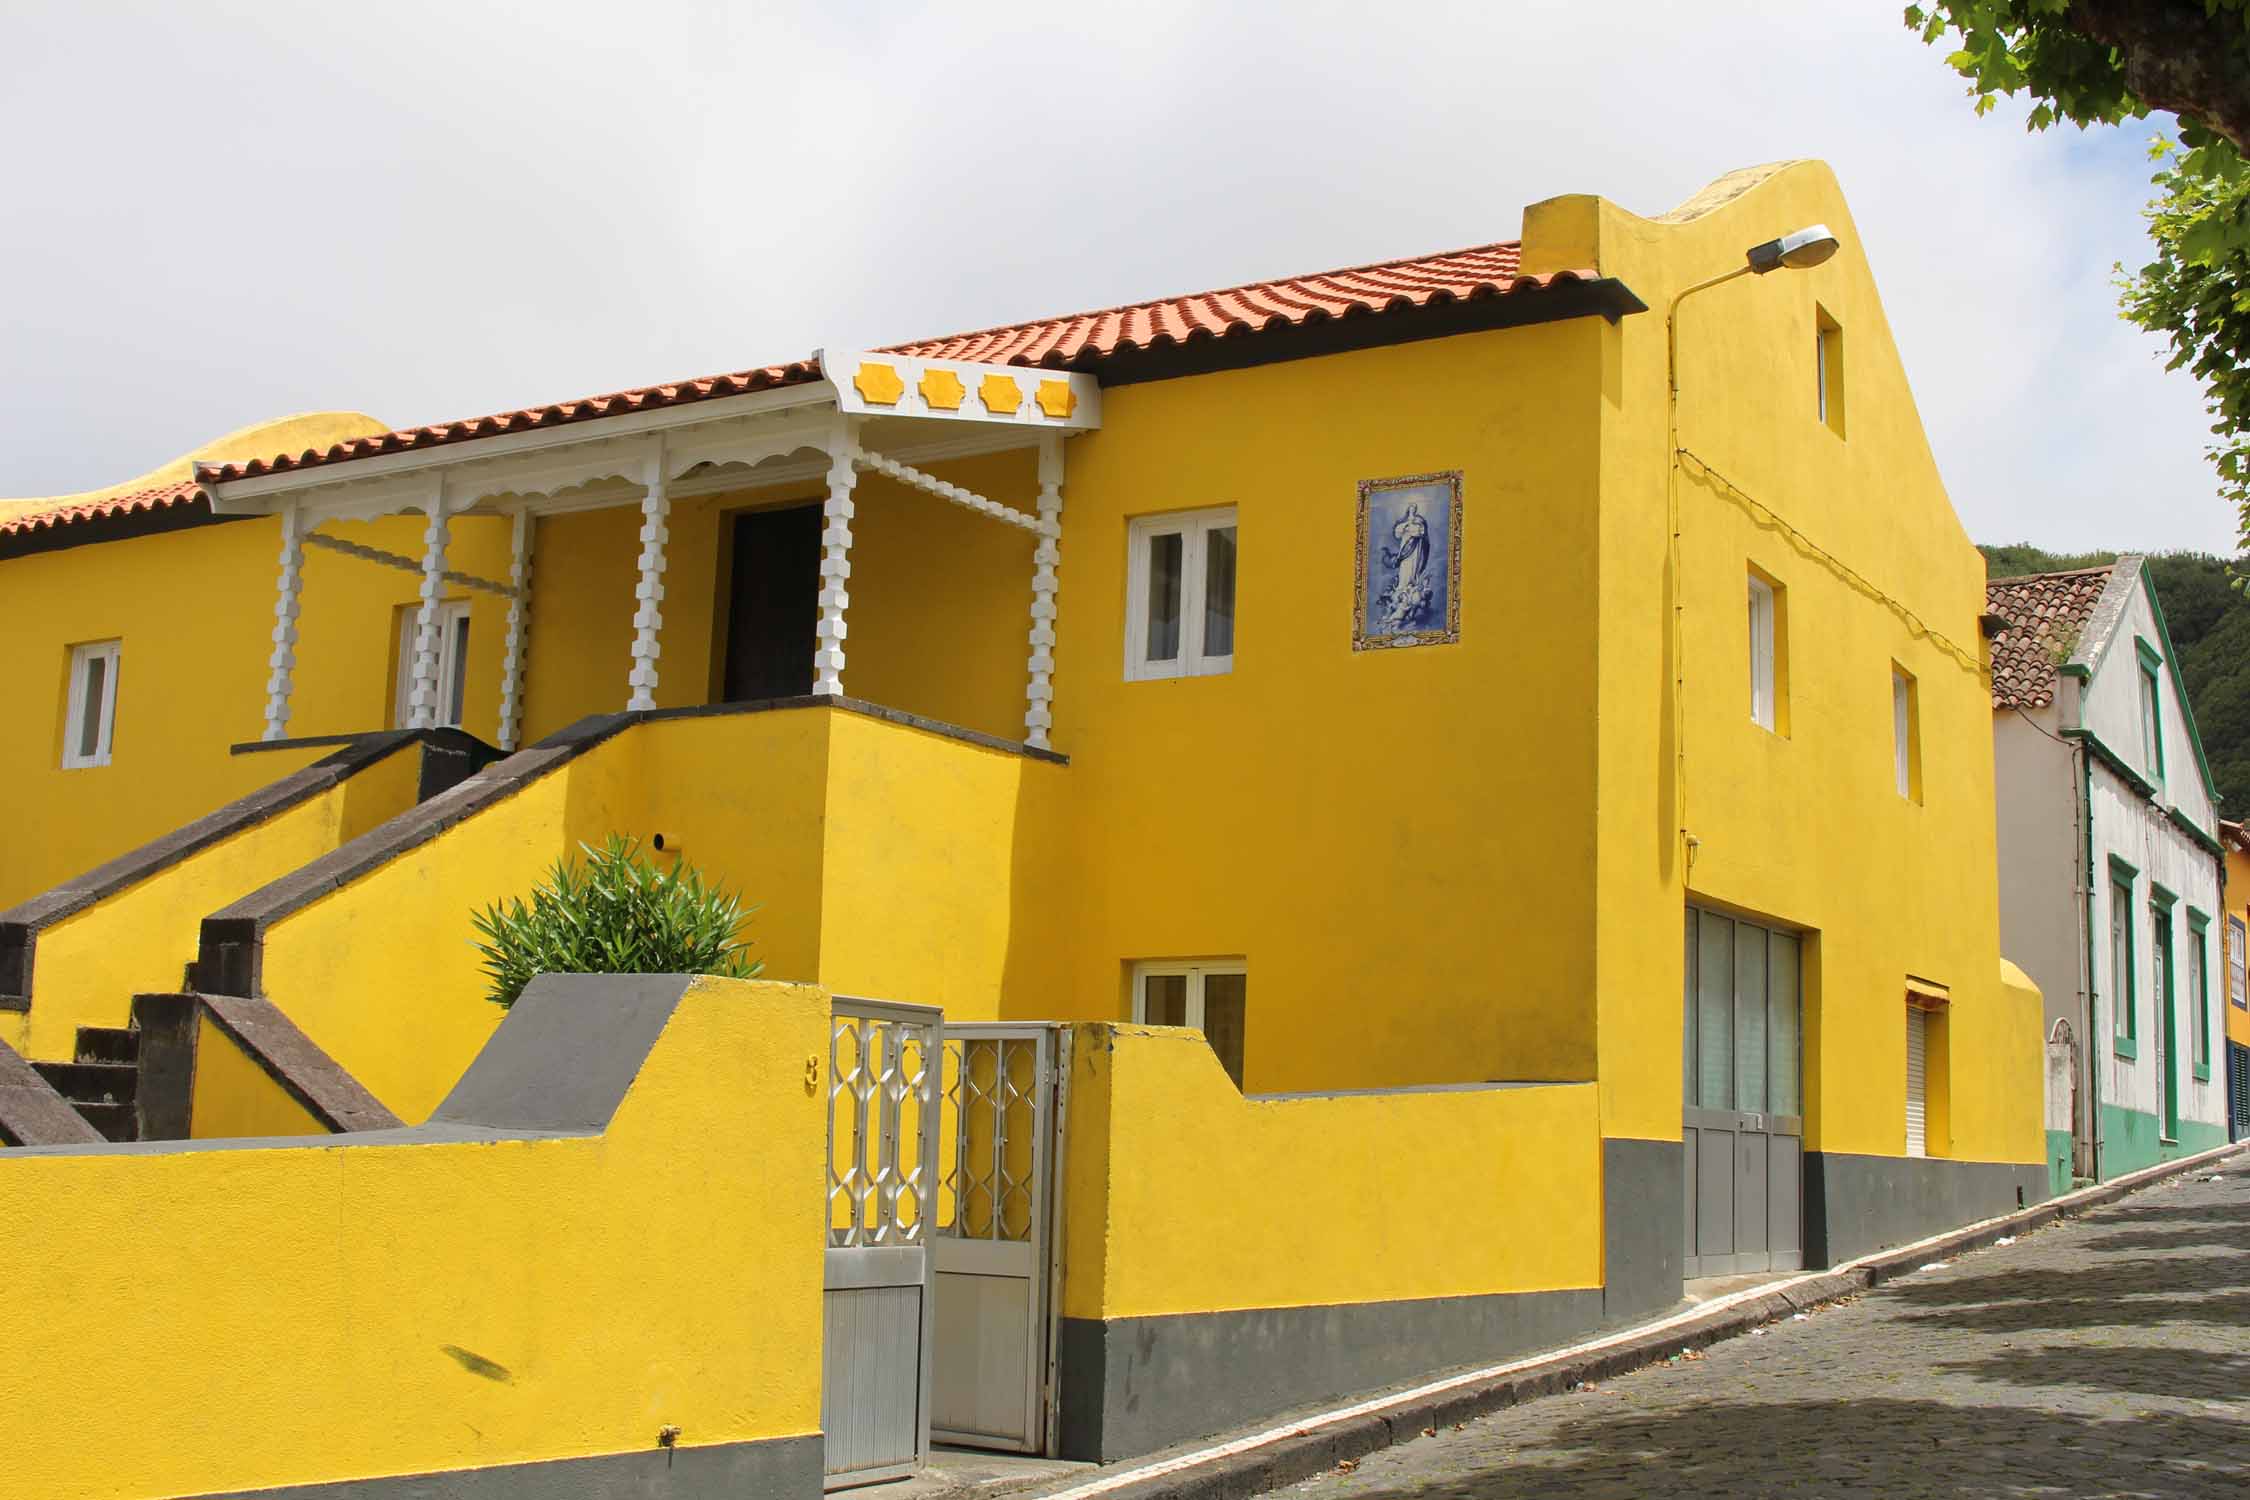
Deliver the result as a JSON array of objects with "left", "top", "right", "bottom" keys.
[
  {"left": 406, "top": 489, "right": 452, "bottom": 729},
  {"left": 498, "top": 508, "right": 535, "bottom": 749},
  {"left": 261, "top": 503, "right": 306, "bottom": 741},
  {"left": 1024, "top": 434, "right": 1064, "bottom": 749},
  {"left": 814, "top": 420, "right": 860, "bottom": 697},
  {"left": 626, "top": 467, "right": 671, "bottom": 712}
]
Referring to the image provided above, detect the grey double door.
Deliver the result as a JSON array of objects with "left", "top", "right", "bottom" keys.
[{"left": 1683, "top": 907, "right": 1804, "bottom": 1276}]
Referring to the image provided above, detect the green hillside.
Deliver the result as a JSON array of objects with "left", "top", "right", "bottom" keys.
[{"left": 1982, "top": 546, "right": 2250, "bottom": 818}]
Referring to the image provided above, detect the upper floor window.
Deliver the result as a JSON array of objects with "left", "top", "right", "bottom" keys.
[
  {"left": 1891, "top": 665, "right": 1921, "bottom": 802},
  {"left": 2136, "top": 642, "right": 2165, "bottom": 785},
  {"left": 1816, "top": 306, "right": 1846, "bottom": 438},
  {"left": 61, "top": 640, "right": 121, "bottom": 769},
  {"left": 2229, "top": 914, "right": 2247, "bottom": 1011},
  {"left": 1748, "top": 571, "right": 1778, "bottom": 731},
  {"left": 394, "top": 600, "right": 471, "bottom": 729},
  {"left": 1126, "top": 508, "right": 1236, "bottom": 680},
  {"left": 1132, "top": 958, "right": 1247, "bottom": 1088}
]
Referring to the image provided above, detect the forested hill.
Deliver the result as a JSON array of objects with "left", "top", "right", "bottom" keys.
[{"left": 1982, "top": 546, "right": 2249, "bottom": 818}]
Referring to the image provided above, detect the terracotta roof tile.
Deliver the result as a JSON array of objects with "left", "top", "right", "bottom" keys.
[
  {"left": 1986, "top": 565, "right": 2116, "bottom": 710},
  {"left": 0, "top": 480, "right": 203, "bottom": 540},
  {"left": 94, "top": 239, "right": 1588, "bottom": 506}
]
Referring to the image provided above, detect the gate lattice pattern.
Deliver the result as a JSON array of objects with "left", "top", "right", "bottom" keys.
[
  {"left": 939, "top": 1036, "right": 1041, "bottom": 1242},
  {"left": 827, "top": 1007, "right": 938, "bottom": 1248}
]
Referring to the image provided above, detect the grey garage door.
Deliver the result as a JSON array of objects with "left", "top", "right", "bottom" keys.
[{"left": 1683, "top": 907, "right": 1804, "bottom": 1277}]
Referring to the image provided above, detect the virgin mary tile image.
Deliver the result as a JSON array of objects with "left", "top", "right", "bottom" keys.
[{"left": 1353, "top": 471, "right": 1462, "bottom": 650}]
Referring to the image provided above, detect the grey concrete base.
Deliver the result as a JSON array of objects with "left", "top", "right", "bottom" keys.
[
  {"left": 196, "top": 1432, "right": 819, "bottom": 1499},
  {"left": 1804, "top": 1150, "right": 2049, "bottom": 1266},
  {"left": 1601, "top": 1136, "right": 1684, "bottom": 1322},
  {"left": 1057, "top": 1287, "right": 1604, "bottom": 1463}
]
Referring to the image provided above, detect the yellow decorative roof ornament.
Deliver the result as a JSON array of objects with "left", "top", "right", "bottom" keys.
[
  {"left": 852, "top": 362, "right": 905, "bottom": 406},
  {"left": 1034, "top": 379, "right": 1077, "bottom": 420},
  {"left": 978, "top": 374, "right": 1023, "bottom": 416},
  {"left": 918, "top": 367, "right": 966, "bottom": 412}
]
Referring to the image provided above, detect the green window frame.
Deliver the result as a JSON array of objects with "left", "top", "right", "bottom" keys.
[
  {"left": 2108, "top": 856, "right": 2139, "bottom": 1059},
  {"left": 2187, "top": 909, "right": 2212, "bottom": 1081},
  {"left": 2136, "top": 638, "right": 2166, "bottom": 788}
]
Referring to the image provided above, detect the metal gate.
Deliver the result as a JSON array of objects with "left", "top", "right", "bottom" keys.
[
  {"left": 823, "top": 1000, "right": 940, "bottom": 1489},
  {"left": 931, "top": 1024, "right": 1068, "bottom": 1455},
  {"left": 1683, "top": 907, "right": 1805, "bottom": 1277}
]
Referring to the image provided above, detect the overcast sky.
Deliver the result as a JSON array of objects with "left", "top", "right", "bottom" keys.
[{"left": 1, "top": 1, "right": 2234, "bottom": 553}]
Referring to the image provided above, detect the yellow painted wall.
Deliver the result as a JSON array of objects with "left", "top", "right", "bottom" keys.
[
  {"left": 0, "top": 509, "right": 511, "bottom": 910},
  {"left": 258, "top": 706, "right": 1059, "bottom": 1120},
  {"left": 1556, "top": 160, "right": 2042, "bottom": 1163},
  {"left": 1006, "top": 324, "right": 1606, "bottom": 1094},
  {"left": 517, "top": 449, "right": 1038, "bottom": 746},
  {"left": 4, "top": 737, "right": 424, "bottom": 1063},
  {"left": 190, "top": 1011, "right": 325, "bottom": 1139},
  {"left": 2226, "top": 842, "right": 2250, "bottom": 1051},
  {"left": 0, "top": 977, "right": 826, "bottom": 1500},
  {"left": 1062, "top": 1023, "right": 1601, "bottom": 1320}
]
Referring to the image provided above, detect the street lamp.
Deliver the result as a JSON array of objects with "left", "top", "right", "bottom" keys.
[{"left": 1664, "top": 225, "right": 1842, "bottom": 869}]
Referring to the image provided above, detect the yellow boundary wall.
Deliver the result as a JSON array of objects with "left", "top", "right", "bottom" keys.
[
  {"left": 0, "top": 976, "right": 826, "bottom": 1500},
  {"left": 1063, "top": 1023, "right": 1603, "bottom": 1320}
]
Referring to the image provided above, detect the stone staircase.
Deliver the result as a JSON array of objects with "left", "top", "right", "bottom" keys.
[{"left": 30, "top": 1025, "right": 139, "bottom": 1142}]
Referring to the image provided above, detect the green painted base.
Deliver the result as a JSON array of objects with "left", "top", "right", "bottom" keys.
[
  {"left": 2097, "top": 1103, "right": 2227, "bottom": 1179},
  {"left": 2045, "top": 1129, "right": 2074, "bottom": 1200}
]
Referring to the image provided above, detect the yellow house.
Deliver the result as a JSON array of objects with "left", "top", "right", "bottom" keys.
[
  {"left": 0, "top": 159, "right": 2048, "bottom": 1487},
  {"left": 2225, "top": 820, "right": 2249, "bottom": 1139}
]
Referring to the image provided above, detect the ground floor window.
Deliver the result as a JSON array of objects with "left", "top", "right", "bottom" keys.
[
  {"left": 1132, "top": 959, "right": 1246, "bottom": 1088},
  {"left": 1905, "top": 1005, "right": 1929, "bottom": 1158},
  {"left": 394, "top": 599, "right": 471, "bottom": 728}
]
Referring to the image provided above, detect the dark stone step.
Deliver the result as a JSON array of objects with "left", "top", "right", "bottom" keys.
[
  {"left": 30, "top": 1059, "right": 138, "bottom": 1106},
  {"left": 75, "top": 1026, "right": 139, "bottom": 1064},
  {"left": 70, "top": 1099, "right": 137, "bottom": 1143}
]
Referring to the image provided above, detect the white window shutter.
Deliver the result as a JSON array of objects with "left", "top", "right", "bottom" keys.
[{"left": 1904, "top": 1007, "right": 1928, "bottom": 1158}]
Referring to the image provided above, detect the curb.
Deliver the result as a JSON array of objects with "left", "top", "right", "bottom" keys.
[{"left": 1056, "top": 1139, "right": 2248, "bottom": 1500}]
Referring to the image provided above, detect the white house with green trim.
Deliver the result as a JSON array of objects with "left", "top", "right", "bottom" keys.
[{"left": 1988, "top": 557, "right": 2228, "bottom": 1193}]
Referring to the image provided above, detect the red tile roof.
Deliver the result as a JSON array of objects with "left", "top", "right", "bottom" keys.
[
  {"left": 199, "top": 239, "right": 1581, "bottom": 485},
  {"left": 1986, "top": 566, "right": 2116, "bottom": 710},
  {"left": 0, "top": 481, "right": 201, "bottom": 540}
]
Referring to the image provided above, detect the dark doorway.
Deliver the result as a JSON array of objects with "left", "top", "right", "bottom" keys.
[{"left": 722, "top": 504, "right": 821, "bottom": 701}]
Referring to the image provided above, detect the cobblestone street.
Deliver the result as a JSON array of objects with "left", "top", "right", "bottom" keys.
[{"left": 1286, "top": 1157, "right": 2250, "bottom": 1499}]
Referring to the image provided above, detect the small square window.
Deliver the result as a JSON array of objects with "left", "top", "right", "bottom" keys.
[
  {"left": 1126, "top": 508, "right": 1236, "bottom": 680},
  {"left": 61, "top": 640, "right": 121, "bottom": 769},
  {"left": 395, "top": 600, "right": 471, "bottom": 729},
  {"left": 1131, "top": 958, "right": 1247, "bottom": 1088}
]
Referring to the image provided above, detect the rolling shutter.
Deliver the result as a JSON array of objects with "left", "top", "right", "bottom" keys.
[{"left": 1904, "top": 1007, "right": 1928, "bottom": 1158}]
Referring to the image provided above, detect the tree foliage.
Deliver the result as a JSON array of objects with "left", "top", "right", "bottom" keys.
[
  {"left": 470, "top": 835, "right": 763, "bottom": 1010},
  {"left": 1984, "top": 544, "right": 2250, "bottom": 810},
  {"left": 1908, "top": 3, "right": 2250, "bottom": 556}
]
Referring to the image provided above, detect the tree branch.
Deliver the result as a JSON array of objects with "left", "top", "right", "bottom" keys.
[{"left": 2071, "top": 0, "right": 2250, "bottom": 153}]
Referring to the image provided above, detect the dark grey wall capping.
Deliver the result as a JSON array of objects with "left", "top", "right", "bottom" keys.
[
  {"left": 133, "top": 992, "right": 404, "bottom": 1141},
  {"left": 0, "top": 1036, "right": 103, "bottom": 1147},
  {"left": 1247, "top": 1079, "right": 1581, "bottom": 1101},
  {"left": 185, "top": 1429, "right": 820, "bottom": 1499},
  {"left": 0, "top": 729, "right": 447, "bottom": 1011},
  {"left": 7, "top": 973, "right": 693, "bottom": 1160},
  {"left": 432, "top": 974, "right": 689, "bottom": 1134},
  {"left": 195, "top": 695, "right": 1064, "bottom": 998},
  {"left": 1057, "top": 1287, "right": 1605, "bottom": 1462},
  {"left": 1804, "top": 1150, "right": 2049, "bottom": 1266}
]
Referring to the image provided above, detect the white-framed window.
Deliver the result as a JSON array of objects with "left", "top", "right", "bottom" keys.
[
  {"left": 394, "top": 599, "right": 471, "bottom": 729},
  {"left": 2228, "top": 915, "right": 2246, "bottom": 1011},
  {"left": 61, "top": 640, "right": 121, "bottom": 769},
  {"left": 1892, "top": 666, "right": 1919, "bottom": 802},
  {"left": 1748, "top": 572, "right": 1777, "bottom": 731},
  {"left": 1131, "top": 958, "right": 1247, "bottom": 1088},
  {"left": 1125, "top": 507, "right": 1236, "bottom": 680}
]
